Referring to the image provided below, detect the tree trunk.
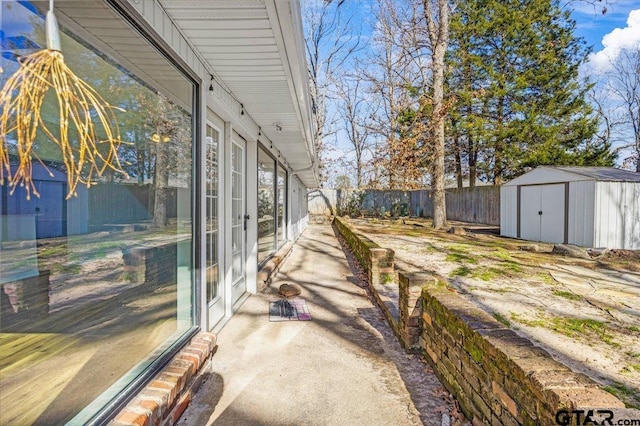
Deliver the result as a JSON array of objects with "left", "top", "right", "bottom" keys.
[
  {"left": 452, "top": 126, "right": 463, "bottom": 188},
  {"left": 153, "top": 140, "right": 169, "bottom": 227},
  {"left": 424, "top": 0, "right": 449, "bottom": 229}
]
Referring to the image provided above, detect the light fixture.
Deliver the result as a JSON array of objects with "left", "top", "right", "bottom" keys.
[
  {"left": 0, "top": 0, "right": 127, "bottom": 200},
  {"left": 208, "top": 74, "right": 214, "bottom": 93},
  {"left": 275, "top": 122, "right": 282, "bottom": 133},
  {"left": 240, "top": 104, "right": 245, "bottom": 116},
  {"left": 258, "top": 127, "right": 262, "bottom": 137}
]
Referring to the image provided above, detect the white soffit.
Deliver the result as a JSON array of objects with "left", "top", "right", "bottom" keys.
[{"left": 158, "top": 0, "right": 316, "bottom": 187}]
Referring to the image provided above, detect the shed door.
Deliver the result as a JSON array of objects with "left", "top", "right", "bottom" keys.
[{"left": 520, "top": 184, "right": 565, "bottom": 244}]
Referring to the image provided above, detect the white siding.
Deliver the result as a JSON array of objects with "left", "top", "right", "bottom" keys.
[
  {"left": 500, "top": 186, "right": 518, "bottom": 238},
  {"left": 594, "top": 182, "right": 640, "bottom": 249},
  {"left": 567, "top": 181, "right": 595, "bottom": 248}
]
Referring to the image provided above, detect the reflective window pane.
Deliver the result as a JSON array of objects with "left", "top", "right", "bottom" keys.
[
  {"left": 0, "top": 2, "right": 195, "bottom": 423},
  {"left": 257, "top": 147, "right": 275, "bottom": 263},
  {"left": 277, "top": 165, "right": 287, "bottom": 248},
  {"left": 205, "top": 126, "right": 219, "bottom": 302}
]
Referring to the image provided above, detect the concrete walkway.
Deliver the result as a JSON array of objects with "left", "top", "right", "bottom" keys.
[{"left": 177, "top": 223, "right": 453, "bottom": 426}]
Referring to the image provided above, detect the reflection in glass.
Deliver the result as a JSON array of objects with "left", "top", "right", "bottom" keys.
[
  {"left": 206, "top": 126, "right": 219, "bottom": 302},
  {"left": 277, "top": 165, "right": 287, "bottom": 249},
  {"left": 257, "top": 147, "right": 275, "bottom": 263},
  {"left": 231, "top": 141, "right": 244, "bottom": 283},
  {"left": 0, "top": 2, "right": 194, "bottom": 424}
]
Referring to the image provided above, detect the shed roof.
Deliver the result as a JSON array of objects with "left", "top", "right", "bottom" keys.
[
  {"left": 503, "top": 166, "right": 640, "bottom": 186},
  {"left": 551, "top": 167, "right": 640, "bottom": 182}
]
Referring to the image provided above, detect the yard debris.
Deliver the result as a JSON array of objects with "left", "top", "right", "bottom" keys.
[
  {"left": 447, "top": 226, "right": 466, "bottom": 236},
  {"left": 588, "top": 247, "right": 609, "bottom": 258},
  {"left": 552, "top": 244, "right": 592, "bottom": 260},
  {"left": 520, "top": 244, "right": 541, "bottom": 252},
  {"left": 278, "top": 283, "right": 301, "bottom": 297}
]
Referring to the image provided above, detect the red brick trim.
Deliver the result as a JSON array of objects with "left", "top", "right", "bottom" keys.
[{"left": 110, "top": 332, "right": 217, "bottom": 426}]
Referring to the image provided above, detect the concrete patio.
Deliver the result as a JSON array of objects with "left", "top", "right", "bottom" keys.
[{"left": 177, "top": 223, "right": 455, "bottom": 426}]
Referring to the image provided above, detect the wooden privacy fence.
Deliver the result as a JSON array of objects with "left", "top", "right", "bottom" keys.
[
  {"left": 89, "top": 183, "right": 178, "bottom": 226},
  {"left": 309, "top": 186, "right": 500, "bottom": 226},
  {"left": 411, "top": 186, "right": 500, "bottom": 225}
]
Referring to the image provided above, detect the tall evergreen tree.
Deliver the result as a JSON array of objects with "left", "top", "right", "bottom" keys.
[{"left": 448, "top": 0, "right": 614, "bottom": 184}]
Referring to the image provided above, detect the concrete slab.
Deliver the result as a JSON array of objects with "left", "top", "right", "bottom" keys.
[{"left": 177, "top": 224, "right": 454, "bottom": 426}]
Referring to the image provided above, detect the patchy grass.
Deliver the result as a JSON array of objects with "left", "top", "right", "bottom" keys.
[
  {"left": 603, "top": 382, "right": 640, "bottom": 409},
  {"left": 381, "top": 272, "right": 395, "bottom": 284},
  {"left": 471, "top": 265, "right": 523, "bottom": 281},
  {"left": 552, "top": 290, "right": 582, "bottom": 301},
  {"left": 446, "top": 252, "right": 479, "bottom": 264},
  {"left": 543, "top": 317, "right": 621, "bottom": 348},
  {"left": 536, "top": 271, "right": 558, "bottom": 285},
  {"left": 492, "top": 249, "right": 514, "bottom": 261},
  {"left": 446, "top": 244, "right": 474, "bottom": 252},
  {"left": 493, "top": 312, "right": 511, "bottom": 327},
  {"left": 509, "top": 313, "right": 619, "bottom": 348},
  {"left": 511, "top": 312, "right": 546, "bottom": 328},
  {"left": 450, "top": 266, "right": 471, "bottom": 277}
]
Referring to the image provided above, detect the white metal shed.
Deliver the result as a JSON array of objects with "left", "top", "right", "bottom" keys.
[{"left": 500, "top": 166, "right": 640, "bottom": 249}]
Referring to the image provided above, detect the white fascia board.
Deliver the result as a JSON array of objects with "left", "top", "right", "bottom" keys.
[{"left": 265, "top": 0, "right": 317, "bottom": 178}]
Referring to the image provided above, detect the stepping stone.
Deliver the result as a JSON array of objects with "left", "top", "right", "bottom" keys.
[{"left": 279, "top": 283, "right": 301, "bottom": 298}]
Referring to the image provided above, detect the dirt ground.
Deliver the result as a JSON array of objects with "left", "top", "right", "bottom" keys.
[{"left": 345, "top": 217, "right": 640, "bottom": 409}]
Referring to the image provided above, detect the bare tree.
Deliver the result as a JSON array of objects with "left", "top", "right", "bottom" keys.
[
  {"left": 335, "top": 71, "right": 374, "bottom": 188},
  {"left": 361, "top": 0, "right": 417, "bottom": 189},
  {"left": 302, "top": 0, "right": 361, "bottom": 184},
  {"left": 374, "top": 0, "right": 449, "bottom": 225},
  {"left": 606, "top": 47, "right": 640, "bottom": 171}
]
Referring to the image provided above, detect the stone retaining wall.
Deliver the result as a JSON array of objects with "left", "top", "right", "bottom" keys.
[
  {"left": 334, "top": 220, "right": 628, "bottom": 425},
  {"left": 334, "top": 217, "right": 394, "bottom": 287},
  {"left": 411, "top": 273, "right": 625, "bottom": 425}
]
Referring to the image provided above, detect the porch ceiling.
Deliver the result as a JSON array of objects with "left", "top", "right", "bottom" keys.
[{"left": 158, "top": 0, "right": 317, "bottom": 187}]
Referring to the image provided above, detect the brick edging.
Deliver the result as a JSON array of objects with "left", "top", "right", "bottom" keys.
[
  {"left": 416, "top": 277, "right": 628, "bottom": 424},
  {"left": 110, "top": 332, "right": 217, "bottom": 426}
]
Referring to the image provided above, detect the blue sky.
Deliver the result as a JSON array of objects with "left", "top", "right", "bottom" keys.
[
  {"left": 571, "top": 0, "right": 640, "bottom": 76},
  {"left": 571, "top": 0, "right": 639, "bottom": 51}
]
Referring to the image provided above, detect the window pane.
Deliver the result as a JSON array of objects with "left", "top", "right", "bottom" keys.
[
  {"left": 277, "top": 165, "right": 287, "bottom": 248},
  {"left": 0, "top": 2, "right": 194, "bottom": 424},
  {"left": 205, "top": 126, "right": 219, "bottom": 302},
  {"left": 257, "top": 147, "right": 276, "bottom": 263}
]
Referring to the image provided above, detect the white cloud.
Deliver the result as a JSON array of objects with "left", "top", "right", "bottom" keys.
[{"left": 588, "top": 9, "right": 640, "bottom": 73}]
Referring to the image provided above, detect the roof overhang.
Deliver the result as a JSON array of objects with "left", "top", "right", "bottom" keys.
[{"left": 159, "top": 0, "right": 318, "bottom": 188}]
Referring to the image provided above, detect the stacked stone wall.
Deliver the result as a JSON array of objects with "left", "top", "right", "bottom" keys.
[
  {"left": 333, "top": 217, "right": 394, "bottom": 287},
  {"left": 334, "top": 221, "right": 628, "bottom": 425},
  {"left": 417, "top": 279, "right": 624, "bottom": 424}
]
